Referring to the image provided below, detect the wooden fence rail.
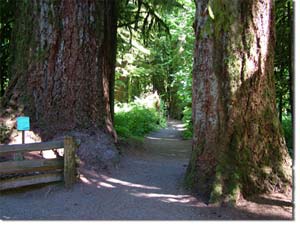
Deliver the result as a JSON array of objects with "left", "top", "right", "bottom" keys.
[
  {"left": 0, "top": 140, "right": 64, "bottom": 155},
  {"left": 0, "top": 136, "right": 79, "bottom": 191},
  {"left": 0, "top": 159, "right": 64, "bottom": 174}
]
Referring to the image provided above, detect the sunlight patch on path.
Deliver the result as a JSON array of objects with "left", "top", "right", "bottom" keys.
[
  {"left": 145, "top": 136, "right": 180, "bottom": 141},
  {"left": 80, "top": 170, "right": 160, "bottom": 190},
  {"left": 96, "top": 182, "right": 116, "bottom": 189},
  {"left": 171, "top": 123, "right": 186, "bottom": 131},
  {"left": 130, "top": 192, "right": 201, "bottom": 206},
  {"left": 100, "top": 174, "right": 161, "bottom": 190}
]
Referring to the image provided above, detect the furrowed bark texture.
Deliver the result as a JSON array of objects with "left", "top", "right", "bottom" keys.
[
  {"left": 3, "top": 0, "right": 117, "bottom": 139},
  {"left": 185, "top": 0, "right": 292, "bottom": 203}
]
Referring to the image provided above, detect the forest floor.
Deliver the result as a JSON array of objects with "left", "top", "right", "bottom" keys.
[{"left": 0, "top": 120, "right": 293, "bottom": 220}]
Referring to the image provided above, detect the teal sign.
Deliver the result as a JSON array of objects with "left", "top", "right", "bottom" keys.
[{"left": 17, "top": 117, "right": 30, "bottom": 131}]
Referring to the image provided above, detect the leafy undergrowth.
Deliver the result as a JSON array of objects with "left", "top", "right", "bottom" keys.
[
  {"left": 182, "top": 106, "right": 193, "bottom": 139},
  {"left": 114, "top": 93, "right": 166, "bottom": 139}
]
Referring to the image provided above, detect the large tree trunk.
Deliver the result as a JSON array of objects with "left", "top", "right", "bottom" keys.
[
  {"left": 185, "top": 0, "right": 292, "bottom": 204},
  {"left": 2, "top": 0, "right": 117, "bottom": 140}
]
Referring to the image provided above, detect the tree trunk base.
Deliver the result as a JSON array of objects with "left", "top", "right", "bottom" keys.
[{"left": 68, "top": 131, "right": 120, "bottom": 171}]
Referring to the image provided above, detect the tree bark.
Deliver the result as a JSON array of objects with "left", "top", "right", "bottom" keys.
[
  {"left": 2, "top": 0, "right": 117, "bottom": 140},
  {"left": 185, "top": 0, "right": 292, "bottom": 204}
]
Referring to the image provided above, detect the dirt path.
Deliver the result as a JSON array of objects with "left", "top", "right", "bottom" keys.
[{"left": 0, "top": 120, "right": 293, "bottom": 220}]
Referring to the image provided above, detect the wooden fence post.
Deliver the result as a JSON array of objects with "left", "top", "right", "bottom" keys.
[{"left": 64, "top": 136, "right": 76, "bottom": 188}]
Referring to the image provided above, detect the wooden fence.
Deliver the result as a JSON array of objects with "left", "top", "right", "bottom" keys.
[{"left": 0, "top": 136, "right": 79, "bottom": 191}]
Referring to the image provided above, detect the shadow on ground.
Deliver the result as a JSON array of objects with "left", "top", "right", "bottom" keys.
[
  {"left": 0, "top": 120, "right": 293, "bottom": 220},
  {"left": 0, "top": 167, "right": 293, "bottom": 220}
]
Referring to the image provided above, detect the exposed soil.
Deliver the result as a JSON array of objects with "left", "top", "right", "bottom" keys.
[{"left": 0, "top": 120, "right": 293, "bottom": 220}]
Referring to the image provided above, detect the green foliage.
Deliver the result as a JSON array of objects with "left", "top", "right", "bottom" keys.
[
  {"left": 182, "top": 106, "right": 192, "bottom": 139},
  {"left": 274, "top": 0, "right": 293, "bottom": 121},
  {"left": 158, "top": 98, "right": 167, "bottom": 127},
  {"left": 116, "top": 0, "right": 194, "bottom": 124},
  {"left": 115, "top": 106, "right": 158, "bottom": 137},
  {"left": 117, "top": 0, "right": 179, "bottom": 44},
  {"left": 281, "top": 114, "right": 293, "bottom": 157},
  {"left": 273, "top": 0, "right": 293, "bottom": 158},
  {"left": 114, "top": 93, "right": 166, "bottom": 138}
]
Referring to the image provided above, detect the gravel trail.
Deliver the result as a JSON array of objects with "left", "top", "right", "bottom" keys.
[{"left": 0, "top": 120, "right": 293, "bottom": 220}]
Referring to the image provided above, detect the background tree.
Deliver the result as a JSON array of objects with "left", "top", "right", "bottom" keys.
[
  {"left": 115, "top": 0, "right": 194, "bottom": 122},
  {"left": 185, "top": 0, "right": 292, "bottom": 204},
  {"left": 0, "top": 0, "right": 16, "bottom": 97},
  {"left": 1, "top": 0, "right": 117, "bottom": 140},
  {"left": 274, "top": 0, "right": 293, "bottom": 155},
  {"left": 274, "top": 0, "right": 293, "bottom": 122}
]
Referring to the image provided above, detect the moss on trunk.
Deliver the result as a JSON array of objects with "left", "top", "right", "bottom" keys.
[{"left": 187, "top": 0, "right": 292, "bottom": 204}]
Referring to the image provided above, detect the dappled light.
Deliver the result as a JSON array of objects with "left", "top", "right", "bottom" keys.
[
  {"left": 80, "top": 174, "right": 116, "bottom": 188},
  {"left": 172, "top": 123, "right": 186, "bottom": 132},
  {"left": 100, "top": 175, "right": 160, "bottom": 190},
  {"left": 78, "top": 168, "right": 204, "bottom": 209},
  {"left": 0, "top": 0, "right": 293, "bottom": 221},
  {"left": 130, "top": 192, "right": 198, "bottom": 205},
  {"left": 0, "top": 127, "right": 64, "bottom": 159},
  {"left": 80, "top": 169, "right": 160, "bottom": 191},
  {"left": 73, "top": 161, "right": 292, "bottom": 219},
  {"left": 145, "top": 136, "right": 179, "bottom": 141},
  {"left": 9, "top": 130, "right": 41, "bottom": 145},
  {"left": 96, "top": 182, "right": 116, "bottom": 189},
  {"left": 80, "top": 175, "right": 92, "bottom": 185}
]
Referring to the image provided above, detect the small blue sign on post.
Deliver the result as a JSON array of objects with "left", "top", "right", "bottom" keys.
[{"left": 17, "top": 116, "right": 30, "bottom": 131}]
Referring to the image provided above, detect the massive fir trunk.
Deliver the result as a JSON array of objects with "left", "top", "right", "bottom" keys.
[
  {"left": 185, "top": 0, "right": 292, "bottom": 203},
  {"left": 2, "top": 0, "right": 117, "bottom": 140}
]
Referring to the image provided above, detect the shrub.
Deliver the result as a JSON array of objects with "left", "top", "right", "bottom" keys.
[
  {"left": 115, "top": 93, "right": 166, "bottom": 138},
  {"left": 182, "top": 106, "right": 193, "bottom": 139}
]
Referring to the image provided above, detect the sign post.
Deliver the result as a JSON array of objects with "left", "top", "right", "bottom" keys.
[{"left": 15, "top": 116, "right": 30, "bottom": 160}]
